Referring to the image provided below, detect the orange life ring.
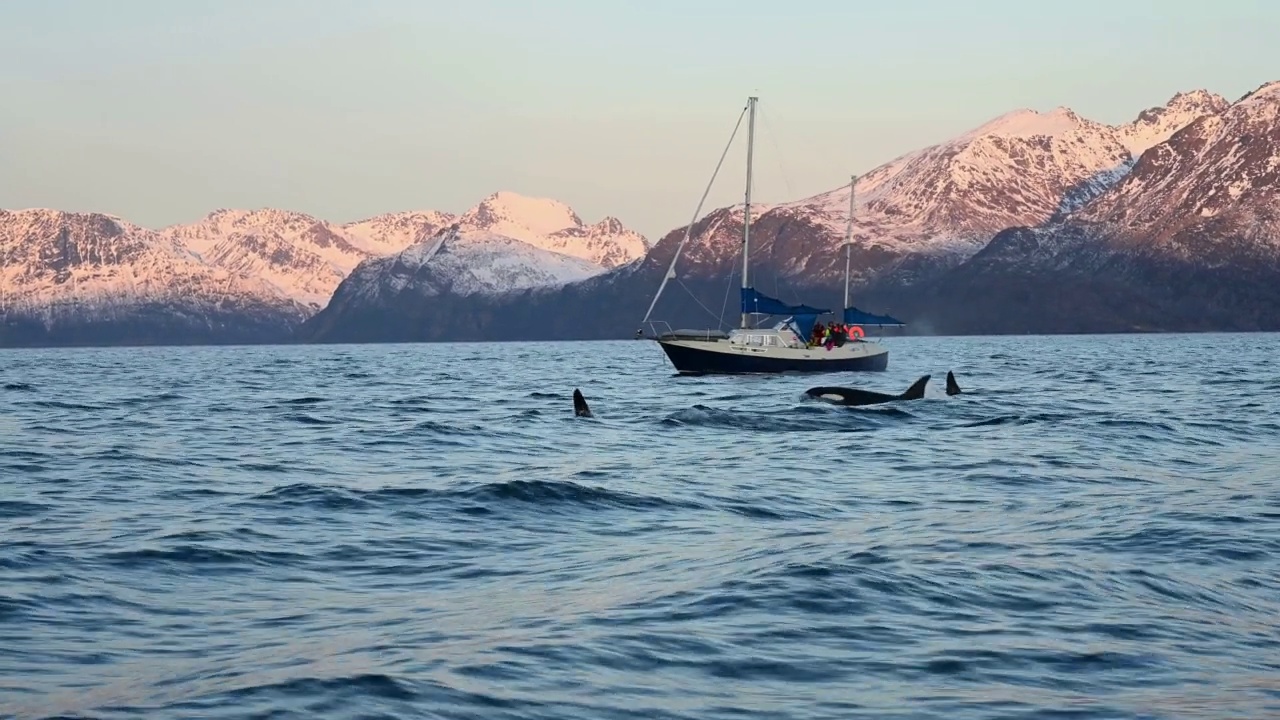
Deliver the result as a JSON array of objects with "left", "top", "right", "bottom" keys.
[{"left": 849, "top": 325, "right": 865, "bottom": 339}]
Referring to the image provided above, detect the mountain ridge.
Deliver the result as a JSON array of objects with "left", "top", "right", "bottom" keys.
[
  {"left": 1, "top": 192, "right": 650, "bottom": 346},
  {"left": 879, "top": 79, "right": 1280, "bottom": 335},
  {"left": 6, "top": 80, "right": 1277, "bottom": 347},
  {"left": 301, "top": 80, "right": 1280, "bottom": 343}
]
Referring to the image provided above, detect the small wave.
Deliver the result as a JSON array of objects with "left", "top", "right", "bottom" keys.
[
  {"left": 0, "top": 593, "right": 42, "bottom": 620},
  {"left": 276, "top": 396, "right": 328, "bottom": 406},
  {"left": 247, "top": 483, "right": 367, "bottom": 511},
  {"left": 117, "top": 392, "right": 186, "bottom": 407},
  {"left": 157, "top": 528, "right": 283, "bottom": 544},
  {"left": 97, "top": 544, "right": 309, "bottom": 570},
  {"left": 388, "top": 396, "right": 433, "bottom": 406},
  {"left": 244, "top": 479, "right": 698, "bottom": 516},
  {"left": 3, "top": 382, "right": 35, "bottom": 391},
  {"left": 28, "top": 399, "right": 107, "bottom": 411},
  {"left": 0, "top": 500, "right": 51, "bottom": 518},
  {"left": 0, "top": 449, "right": 51, "bottom": 461},
  {"left": 237, "top": 461, "right": 290, "bottom": 472},
  {"left": 217, "top": 672, "right": 419, "bottom": 703},
  {"left": 1097, "top": 417, "right": 1178, "bottom": 433},
  {"left": 281, "top": 413, "right": 338, "bottom": 425},
  {"left": 88, "top": 448, "right": 201, "bottom": 468},
  {"left": 408, "top": 420, "right": 486, "bottom": 436},
  {"left": 962, "top": 411, "right": 1078, "bottom": 427},
  {"left": 458, "top": 478, "right": 698, "bottom": 513},
  {"left": 660, "top": 404, "right": 901, "bottom": 432}
]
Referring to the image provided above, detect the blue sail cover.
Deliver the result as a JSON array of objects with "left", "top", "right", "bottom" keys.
[
  {"left": 843, "top": 306, "right": 906, "bottom": 327},
  {"left": 788, "top": 314, "right": 822, "bottom": 342},
  {"left": 741, "top": 287, "right": 829, "bottom": 317}
]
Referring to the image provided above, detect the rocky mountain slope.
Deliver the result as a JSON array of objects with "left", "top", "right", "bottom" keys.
[
  {"left": 1, "top": 192, "right": 648, "bottom": 346},
  {"left": 0, "top": 209, "right": 310, "bottom": 347},
  {"left": 454, "top": 191, "right": 650, "bottom": 269},
  {"left": 301, "top": 85, "right": 1244, "bottom": 343},
  {"left": 162, "top": 208, "right": 375, "bottom": 308},
  {"left": 893, "top": 80, "right": 1280, "bottom": 334},
  {"left": 9, "top": 80, "right": 1273, "bottom": 346},
  {"left": 663, "top": 87, "right": 1229, "bottom": 293},
  {"left": 340, "top": 210, "right": 458, "bottom": 256},
  {"left": 331, "top": 225, "right": 607, "bottom": 305},
  {"left": 156, "top": 192, "right": 647, "bottom": 310}
]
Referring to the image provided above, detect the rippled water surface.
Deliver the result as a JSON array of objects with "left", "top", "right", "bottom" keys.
[{"left": 3, "top": 334, "right": 1279, "bottom": 719}]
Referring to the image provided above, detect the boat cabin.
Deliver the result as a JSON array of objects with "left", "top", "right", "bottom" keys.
[{"left": 727, "top": 326, "right": 806, "bottom": 349}]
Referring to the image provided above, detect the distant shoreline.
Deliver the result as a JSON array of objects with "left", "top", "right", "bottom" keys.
[{"left": 4, "top": 327, "right": 1278, "bottom": 352}]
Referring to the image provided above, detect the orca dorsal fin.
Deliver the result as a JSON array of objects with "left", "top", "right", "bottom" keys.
[
  {"left": 946, "top": 371, "right": 962, "bottom": 396},
  {"left": 899, "top": 375, "right": 931, "bottom": 401},
  {"left": 572, "top": 388, "right": 592, "bottom": 418}
]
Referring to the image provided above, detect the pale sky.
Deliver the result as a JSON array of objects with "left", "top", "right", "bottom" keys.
[{"left": 1, "top": 0, "right": 1277, "bottom": 241}]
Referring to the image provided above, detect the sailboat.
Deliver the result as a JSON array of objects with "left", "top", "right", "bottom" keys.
[{"left": 639, "top": 96, "right": 906, "bottom": 375}]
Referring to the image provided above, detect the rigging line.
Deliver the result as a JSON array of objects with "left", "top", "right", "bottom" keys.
[
  {"left": 757, "top": 104, "right": 796, "bottom": 201},
  {"left": 676, "top": 276, "right": 728, "bottom": 326},
  {"left": 641, "top": 103, "right": 749, "bottom": 325},
  {"left": 718, "top": 268, "right": 737, "bottom": 328}
]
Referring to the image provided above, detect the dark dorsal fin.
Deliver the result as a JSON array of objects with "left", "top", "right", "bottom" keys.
[
  {"left": 899, "top": 375, "right": 931, "bottom": 400},
  {"left": 946, "top": 371, "right": 962, "bottom": 396},
  {"left": 572, "top": 388, "right": 592, "bottom": 418}
]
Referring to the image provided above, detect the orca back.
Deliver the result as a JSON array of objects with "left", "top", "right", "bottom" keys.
[{"left": 805, "top": 386, "right": 898, "bottom": 406}]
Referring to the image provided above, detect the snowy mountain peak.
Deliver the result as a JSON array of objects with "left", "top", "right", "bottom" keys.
[
  {"left": 1166, "top": 88, "right": 1229, "bottom": 111},
  {"left": 459, "top": 191, "right": 585, "bottom": 242},
  {"left": 960, "top": 105, "right": 1091, "bottom": 141},
  {"left": 340, "top": 210, "right": 457, "bottom": 256},
  {"left": 592, "top": 216, "right": 627, "bottom": 234},
  {"left": 1235, "top": 80, "right": 1280, "bottom": 110},
  {"left": 1073, "top": 79, "right": 1280, "bottom": 256},
  {"left": 1119, "top": 88, "right": 1230, "bottom": 156},
  {"left": 450, "top": 191, "right": 648, "bottom": 269},
  {"left": 160, "top": 207, "right": 374, "bottom": 307},
  {"left": 167, "top": 208, "right": 340, "bottom": 255},
  {"left": 766, "top": 97, "right": 1136, "bottom": 266},
  {"left": 0, "top": 208, "right": 293, "bottom": 306}
]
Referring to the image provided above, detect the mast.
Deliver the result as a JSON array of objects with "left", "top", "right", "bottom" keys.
[
  {"left": 740, "top": 95, "right": 757, "bottom": 329},
  {"left": 843, "top": 174, "right": 857, "bottom": 309}
]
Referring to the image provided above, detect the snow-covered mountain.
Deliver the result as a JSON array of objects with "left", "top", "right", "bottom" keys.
[
  {"left": 155, "top": 194, "right": 648, "bottom": 309},
  {"left": 337, "top": 225, "right": 605, "bottom": 305},
  {"left": 0, "top": 209, "right": 309, "bottom": 346},
  {"left": 301, "top": 81, "right": 1279, "bottom": 343},
  {"left": 1077, "top": 82, "right": 1280, "bottom": 253},
  {"left": 161, "top": 208, "right": 373, "bottom": 308},
  {"left": 454, "top": 191, "right": 650, "bottom": 269},
  {"left": 297, "top": 223, "right": 631, "bottom": 342},
  {"left": 1116, "top": 89, "right": 1232, "bottom": 157},
  {"left": 897, "top": 80, "right": 1280, "bottom": 334},
  {"left": 3, "top": 192, "right": 649, "bottom": 346},
  {"left": 340, "top": 210, "right": 458, "bottom": 256},
  {"left": 9, "top": 80, "right": 1274, "bottom": 346},
  {"left": 294, "top": 194, "right": 652, "bottom": 341},
  {"left": 653, "top": 87, "right": 1228, "bottom": 291}
]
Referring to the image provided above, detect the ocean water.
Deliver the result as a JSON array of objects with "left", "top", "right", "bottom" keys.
[{"left": 2, "top": 333, "right": 1279, "bottom": 720}]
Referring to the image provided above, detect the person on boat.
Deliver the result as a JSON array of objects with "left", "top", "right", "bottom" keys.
[
  {"left": 830, "top": 322, "right": 846, "bottom": 348},
  {"left": 810, "top": 322, "right": 825, "bottom": 347}
]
